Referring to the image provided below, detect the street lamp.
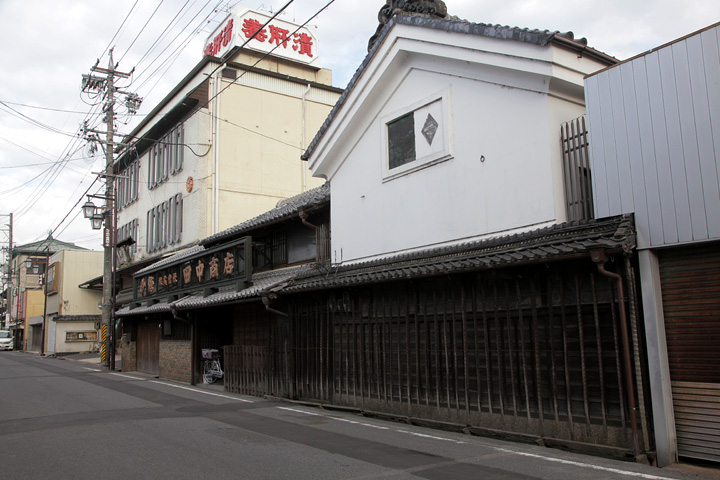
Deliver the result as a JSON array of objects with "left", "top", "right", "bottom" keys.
[
  {"left": 90, "top": 212, "right": 106, "bottom": 230},
  {"left": 82, "top": 200, "right": 96, "bottom": 219}
]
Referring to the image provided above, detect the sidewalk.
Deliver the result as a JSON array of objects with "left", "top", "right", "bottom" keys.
[{"left": 59, "top": 352, "right": 122, "bottom": 369}]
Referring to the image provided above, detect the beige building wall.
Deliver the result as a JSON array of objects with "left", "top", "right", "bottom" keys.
[
  {"left": 117, "top": 50, "right": 341, "bottom": 263},
  {"left": 211, "top": 73, "right": 331, "bottom": 234},
  {"left": 45, "top": 250, "right": 103, "bottom": 354},
  {"left": 51, "top": 250, "right": 103, "bottom": 316}
]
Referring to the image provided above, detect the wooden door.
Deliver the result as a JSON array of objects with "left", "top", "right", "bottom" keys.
[{"left": 137, "top": 321, "right": 161, "bottom": 375}]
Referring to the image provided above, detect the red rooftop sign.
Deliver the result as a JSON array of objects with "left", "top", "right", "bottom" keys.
[{"left": 203, "top": 8, "right": 321, "bottom": 68}]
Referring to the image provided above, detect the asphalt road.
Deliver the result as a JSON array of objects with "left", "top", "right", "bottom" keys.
[{"left": 0, "top": 352, "right": 705, "bottom": 480}]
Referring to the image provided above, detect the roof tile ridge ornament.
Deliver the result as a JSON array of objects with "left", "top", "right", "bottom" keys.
[{"left": 368, "top": 0, "right": 449, "bottom": 51}]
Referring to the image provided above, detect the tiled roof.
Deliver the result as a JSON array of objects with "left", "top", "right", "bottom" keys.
[
  {"left": 201, "top": 183, "right": 330, "bottom": 246},
  {"left": 135, "top": 245, "right": 206, "bottom": 276},
  {"left": 13, "top": 235, "right": 86, "bottom": 257},
  {"left": 174, "top": 264, "right": 314, "bottom": 310},
  {"left": 280, "top": 215, "right": 635, "bottom": 293},
  {"left": 116, "top": 265, "right": 314, "bottom": 317},
  {"left": 303, "top": 14, "right": 616, "bottom": 162},
  {"left": 51, "top": 315, "right": 101, "bottom": 323}
]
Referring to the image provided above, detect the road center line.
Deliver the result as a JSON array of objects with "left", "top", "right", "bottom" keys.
[{"left": 149, "top": 380, "right": 254, "bottom": 402}]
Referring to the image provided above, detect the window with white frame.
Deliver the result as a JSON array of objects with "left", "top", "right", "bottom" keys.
[
  {"left": 146, "top": 194, "right": 183, "bottom": 254},
  {"left": 383, "top": 90, "right": 452, "bottom": 180},
  {"left": 117, "top": 160, "right": 139, "bottom": 211},
  {"left": 148, "top": 124, "right": 184, "bottom": 190},
  {"left": 117, "top": 219, "right": 139, "bottom": 259}
]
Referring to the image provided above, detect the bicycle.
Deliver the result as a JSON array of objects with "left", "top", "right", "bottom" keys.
[{"left": 202, "top": 348, "right": 224, "bottom": 384}]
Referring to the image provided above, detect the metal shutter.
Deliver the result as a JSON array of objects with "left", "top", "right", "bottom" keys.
[{"left": 659, "top": 244, "right": 720, "bottom": 463}]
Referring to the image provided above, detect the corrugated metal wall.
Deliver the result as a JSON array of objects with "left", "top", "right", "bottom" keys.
[{"left": 585, "top": 24, "right": 720, "bottom": 249}]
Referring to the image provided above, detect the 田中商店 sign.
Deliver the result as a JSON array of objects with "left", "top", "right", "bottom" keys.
[
  {"left": 203, "top": 7, "right": 321, "bottom": 68},
  {"left": 134, "top": 237, "right": 252, "bottom": 301}
]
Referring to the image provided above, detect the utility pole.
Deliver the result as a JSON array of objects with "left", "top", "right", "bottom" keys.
[
  {"left": 81, "top": 48, "right": 140, "bottom": 369},
  {"left": 7, "top": 213, "right": 12, "bottom": 331},
  {"left": 0, "top": 213, "right": 11, "bottom": 330}
]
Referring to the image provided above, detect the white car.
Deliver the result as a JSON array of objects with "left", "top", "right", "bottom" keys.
[{"left": 0, "top": 330, "right": 13, "bottom": 351}]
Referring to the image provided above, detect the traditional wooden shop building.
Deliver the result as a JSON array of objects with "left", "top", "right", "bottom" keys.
[
  {"left": 118, "top": 0, "right": 657, "bottom": 460},
  {"left": 116, "top": 183, "right": 330, "bottom": 383}
]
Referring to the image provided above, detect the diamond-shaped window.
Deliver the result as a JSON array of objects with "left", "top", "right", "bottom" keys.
[{"left": 421, "top": 114, "right": 439, "bottom": 146}]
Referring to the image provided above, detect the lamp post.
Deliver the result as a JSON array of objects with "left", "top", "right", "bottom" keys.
[{"left": 82, "top": 190, "right": 117, "bottom": 370}]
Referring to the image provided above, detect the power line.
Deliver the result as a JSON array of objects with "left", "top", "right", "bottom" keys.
[{"left": 118, "top": 0, "right": 166, "bottom": 65}]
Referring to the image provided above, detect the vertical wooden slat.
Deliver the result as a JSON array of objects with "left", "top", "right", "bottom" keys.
[
  {"left": 609, "top": 280, "right": 628, "bottom": 429},
  {"left": 516, "top": 280, "right": 532, "bottom": 422},
  {"left": 396, "top": 291, "right": 403, "bottom": 406},
  {"left": 575, "top": 274, "right": 592, "bottom": 434},
  {"left": 461, "top": 283, "right": 471, "bottom": 418},
  {"left": 414, "top": 287, "right": 422, "bottom": 409},
  {"left": 493, "top": 284, "right": 506, "bottom": 419},
  {"left": 530, "top": 278, "right": 545, "bottom": 434},
  {"left": 423, "top": 292, "right": 431, "bottom": 407},
  {"left": 504, "top": 283, "right": 519, "bottom": 418},
  {"left": 358, "top": 295, "right": 365, "bottom": 405},
  {"left": 481, "top": 284, "right": 493, "bottom": 413},
  {"left": 405, "top": 286, "right": 412, "bottom": 413},
  {"left": 442, "top": 290, "right": 452, "bottom": 409},
  {"left": 433, "top": 291, "right": 442, "bottom": 412},
  {"left": 560, "top": 294, "right": 575, "bottom": 437},
  {"left": 381, "top": 293, "right": 389, "bottom": 404},
  {"left": 591, "top": 274, "right": 609, "bottom": 434},
  {"left": 471, "top": 282, "right": 483, "bottom": 413},
  {"left": 451, "top": 289, "right": 461, "bottom": 411}
]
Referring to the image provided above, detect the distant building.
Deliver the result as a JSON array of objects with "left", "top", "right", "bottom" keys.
[
  {"left": 7, "top": 236, "right": 85, "bottom": 351},
  {"left": 44, "top": 250, "right": 103, "bottom": 355}
]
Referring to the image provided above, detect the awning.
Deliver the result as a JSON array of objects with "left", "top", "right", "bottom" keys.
[{"left": 28, "top": 315, "right": 44, "bottom": 326}]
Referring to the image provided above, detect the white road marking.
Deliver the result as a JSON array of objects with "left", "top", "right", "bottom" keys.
[
  {"left": 275, "top": 407, "right": 677, "bottom": 479},
  {"left": 83, "top": 367, "right": 101, "bottom": 372},
  {"left": 110, "top": 373, "right": 146, "bottom": 381},
  {"left": 334, "top": 417, "right": 389, "bottom": 430},
  {"left": 149, "top": 381, "right": 254, "bottom": 402},
  {"left": 494, "top": 448, "right": 674, "bottom": 480},
  {"left": 396, "top": 429, "right": 465, "bottom": 444},
  {"left": 278, "top": 407, "right": 323, "bottom": 416}
]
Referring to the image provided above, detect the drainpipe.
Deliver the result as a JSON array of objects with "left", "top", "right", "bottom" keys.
[
  {"left": 301, "top": 84, "right": 311, "bottom": 192},
  {"left": 262, "top": 292, "right": 289, "bottom": 318},
  {"left": 211, "top": 70, "right": 222, "bottom": 235},
  {"left": 590, "top": 248, "right": 640, "bottom": 458},
  {"left": 299, "top": 207, "right": 318, "bottom": 231}
]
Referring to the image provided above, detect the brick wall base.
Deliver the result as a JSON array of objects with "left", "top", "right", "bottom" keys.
[
  {"left": 160, "top": 340, "right": 191, "bottom": 383},
  {"left": 121, "top": 341, "right": 137, "bottom": 372}
]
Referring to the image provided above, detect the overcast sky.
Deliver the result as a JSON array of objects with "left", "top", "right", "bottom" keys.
[{"left": 0, "top": 0, "right": 717, "bottom": 253}]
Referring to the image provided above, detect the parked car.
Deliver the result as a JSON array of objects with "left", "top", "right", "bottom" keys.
[{"left": 0, "top": 330, "right": 14, "bottom": 350}]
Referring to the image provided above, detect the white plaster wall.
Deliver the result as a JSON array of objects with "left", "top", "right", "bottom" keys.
[
  {"left": 330, "top": 68, "right": 563, "bottom": 263},
  {"left": 308, "top": 24, "right": 607, "bottom": 264},
  {"left": 116, "top": 111, "right": 204, "bottom": 261}
]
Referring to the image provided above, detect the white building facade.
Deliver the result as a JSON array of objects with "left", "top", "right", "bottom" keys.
[{"left": 305, "top": 14, "right": 615, "bottom": 263}]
